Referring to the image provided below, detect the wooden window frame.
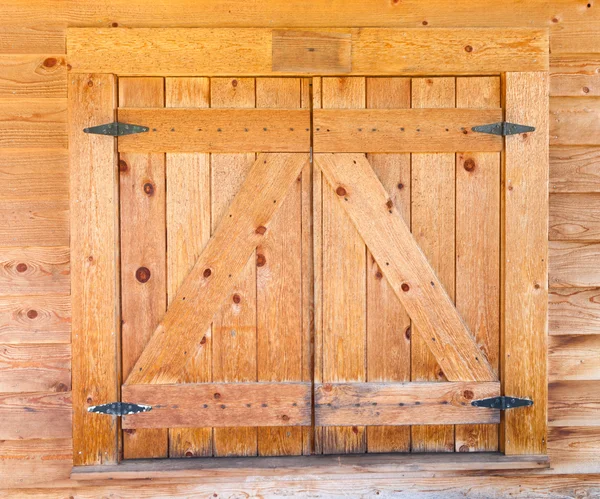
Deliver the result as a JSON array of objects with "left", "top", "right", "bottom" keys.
[{"left": 68, "top": 27, "right": 549, "bottom": 477}]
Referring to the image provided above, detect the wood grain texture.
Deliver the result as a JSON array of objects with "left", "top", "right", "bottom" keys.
[
  {"left": 272, "top": 30, "right": 351, "bottom": 73},
  {"left": 550, "top": 97, "right": 600, "bottom": 146},
  {"left": 455, "top": 76, "right": 501, "bottom": 453},
  {"left": 0, "top": 98, "right": 66, "bottom": 148},
  {"left": 122, "top": 383, "right": 311, "bottom": 429},
  {"left": 315, "top": 382, "right": 500, "bottom": 426},
  {"left": 548, "top": 427, "right": 600, "bottom": 474},
  {"left": 365, "top": 77, "right": 411, "bottom": 453},
  {"left": 0, "top": 343, "right": 70, "bottom": 392},
  {"left": 0, "top": 295, "right": 70, "bottom": 344},
  {"left": 549, "top": 380, "right": 600, "bottom": 427},
  {"left": 550, "top": 146, "right": 600, "bottom": 193},
  {"left": 549, "top": 287, "right": 600, "bottom": 335},
  {"left": 549, "top": 334, "right": 600, "bottom": 381},
  {"left": 0, "top": 246, "right": 69, "bottom": 296},
  {"left": 165, "top": 77, "right": 212, "bottom": 458},
  {"left": 503, "top": 72, "right": 549, "bottom": 456},
  {"left": 551, "top": 54, "right": 600, "bottom": 97},
  {"left": 0, "top": 149, "right": 68, "bottom": 202},
  {"left": 67, "top": 27, "right": 547, "bottom": 76},
  {"left": 210, "top": 76, "right": 258, "bottom": 457},
  {"left": 0, "top": 390, "right": 71, "bottom": 439},
  {"left": 550, "top": 241, "right": 600, "bottom": 288},
  {"left": 126, "top": 153, "right": 308, "bottom": 385},
  {"left": 0, "top": 438, "right": 71, "bottom": 488},
  {"left": 118, "top": 77, "right": 167, "bottom": 459},
  {"left": 69, "top": 73, "right": 119, "bottom": 465},
  {"left": 0, "top": 200, "right": 68, "bottom": 246},
  {"left": 410, "top": 76, "right": 456, "bottom": 453},
  {"left": 550, "top": 193, "right": 600, "bottom": 240},
  {"left": 256, "top": 78, "right": 304, "bottom": 457},
  {"left": 0, "top": 55, "right": 66, "bottom": 97},
  {"left": 117, "top": 108, "right": 311, "bottom": 152},
  {"left": 320, "top": 77, "right": 366, "bottom": 455},
  {"left": 313, "top": 108, "right": 503, "bottom": 152}
]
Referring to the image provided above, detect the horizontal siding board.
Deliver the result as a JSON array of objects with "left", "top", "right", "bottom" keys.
[
  {"left": 550, "top": 146, "right": 600, "bottom": 193},
  {"left": 550, "top": 193, "right": 600, "bottom": 241},
  {"left": 549, "top": 288, "right": 600, "bottom": 335},
  {"left": 0, "top": 200, "right": 69, "bottom": 246},
  {"left": 0, "top": 295, "right": 71, "bottom": 343},
  {"left": 0, "top": 247, "right": 70, "bottom": 296},
  {"left": 549, "top": 241, "right": 600, "bottom": 288},
  {"left": 0, "top": 26, "right": 65, "bottom": 54},
  {"left": 0, "top": 390, "right": 72, "bottom": 439},
  {"left": 549, "top": 380, "right": 600, "bottom": 427},
  {"left": 0, "top": 55, "right": 66, "bottom": 98},
  {"left": 550, "top": 97, "right": 600, "bottom": 146},
  {"left": 550, "top": 53, "right": 600, "bottom": 97},
  {"left": 0, "top": 343, "right": 70, "bottom": 392},
  {"left": 548, "top": 427, "right": 600, "bottom": 474},
  {"left": 549, "top": 334, "right": 600, "bottom": 381}
]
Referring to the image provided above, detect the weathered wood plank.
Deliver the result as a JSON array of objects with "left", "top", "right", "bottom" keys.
[
  {"left": 550, "top": 193, "right": 600, "bottom": 241},
  {"left": 320, "top": 77, "right": 367, "bottom": 455},
  {"left": 549, "top": 380, "right": 600, "bottom": 427},
  {"left": 548, "top": 427, "right": 600, "bottom": 474},
  {"left": 126, "top": 153, "right": 308, "bottom": 385},
  {"left": 0, "top": 26, "right": 65, "bottom": 54},
  {"left": 0, "top": 150, "right": 68, "bottom": 202},
  {"left": 210, "top": 76, "right": 258, "bottom": 457},
  {"left": 0, "top": 55, "right": 66, "bottom": 97},
  {"left": 0, "top": 98, "right": 66, "bottom": 148},
  {"left": 256, "top": 78, "right": 304, "bottom": 457},
  {"left": 410, "top": 76, "right": 456, "bottom": 453},
  {"left": 0, "top": 343, "right": 70, "bottom": 392},
  {"left": 365, "top": 77, "right": 411, "bottom": 454},
  {"left": 69, "top": 73, "right": 119, "bottom": 465},
  {"left": 0, "top": 295, "right": 70, "bottom": 343},
  {"left": 313, "top": 108, "right": 503, "bottom": 152},
  {"left": 0, "top": 391, "right": 71, "bottom": 439},
  {"left": 117, "top": 108, "right": 311, "bottom": 153},
  {"left": 550, "top": 54, "right": 600, "bottom": 97},
  {"left": 0, "top": 247, "right": 69, "bottom": 296},
  {"left": 503, "top": 72, "right": 549, "bottom": 456},
  {"left": 118, "top": 77, "right": 168, "bottom": 460},
  {"left": 550, "top": 146, "right": 600, "bottom": 193},
  {"left": 67, "top": 27, "right": 548, "bottom": 76},
  {"left": 550, "top": 241, "right": 600, "bottom": 288},
  {"left": 0, "top": 200, "right": 68, "bottom": 246},
  {"left": 549, "top": 334, "right": 600, "bottom": 381},
  {"left": 549, "top": 287, "right": 600, "bottom": 335},
  {"left": 455, "top": 76, "right": 501, "bottom": 453},
  {"left": 315, "top": 382, "right": 499, "bottom": 426},
  {"left": 122, "top": 382, "right": 311, "bottom": 429},
  {"left": 272, "top": 31, "right": 351, "bottom": 73},
  {"left": 165, "top": 77, "right": 212, "bottom": 458},
  {"left": 550, "top": 97, "right": 600, "bottom": 146}
]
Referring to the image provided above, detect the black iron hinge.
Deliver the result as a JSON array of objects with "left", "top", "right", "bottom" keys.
[
  {"left": 472, "top": 122, "right": 535, "bottom": 136},
  {"left": 471, "top": 396, "right": 533, "bottom": 410},
  {"left": 83, "top": 121, "right": 149, "bottom": 137},
  {"left": 87, "top": 402, "right": 152, "bottom": 416}
]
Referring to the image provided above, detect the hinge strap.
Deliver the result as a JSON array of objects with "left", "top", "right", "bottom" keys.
[
  {"left": 471, "top": 396, "right": 533, "bottom": 410},
  {"left": 472, "top": 121, "right": 535, "bottom": 136},
  {"left": 83, "top": 122, "right": 149, "bottom": 137},
  {"left": 87, "top": 402, "right": 152, "bottom": 416}
]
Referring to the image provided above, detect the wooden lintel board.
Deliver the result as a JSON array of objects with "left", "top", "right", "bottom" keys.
[{"left": 67, "top": 28, "right": 548, "bottom": 76}]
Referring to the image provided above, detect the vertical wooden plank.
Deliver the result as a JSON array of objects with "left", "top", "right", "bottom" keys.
[
  {"left": 321, "top": 77, "right": 366, "bottom": 454},
  {"left": 365, "top": 77, "right": 411, "bottom": 453},
  {"left": 455, "top": 76, "right": 501, "bottom": 452},
  {"left": 503, "top": 72, "right": 548, "bottom": 455},
  {"left": 69, "top": 73, "right": 119, "bottom": 465},
  {"left": 211, "top": 77, "right": 258, "bottom": 457},
  {"left": 165, "top": 77, "right": 212, "bottom": 458},
  {"left": 411, "top": 77, "right": 456, "bottom": 453},
  {"left": 118, "top": 77, "right": 167, "bottom": 459},
  {"left": 255, "top": 78, "right": 303, "bottom": 457}
]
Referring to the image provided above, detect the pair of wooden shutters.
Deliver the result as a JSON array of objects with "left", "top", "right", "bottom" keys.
[{"left": 71, "top": 74, "right": 548, "bottom": 461}]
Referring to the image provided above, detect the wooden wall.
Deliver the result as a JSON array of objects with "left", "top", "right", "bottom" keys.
[{"left": 0, "top": 1, "right": 599, "bottom": 495}]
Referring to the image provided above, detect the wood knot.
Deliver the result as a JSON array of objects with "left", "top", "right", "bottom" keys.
[
  {"left": 27, "top": 309, "right": 38, "bottom": 319},
  {"left": 386, "top": 199, "right": 394, "bottom": 209},
  {"left": 352, "top": 426, "right": 359, "bottom": 434},
  {"left": 463, "top": 158, "right": 476, "bottom": 172},
  {"left": 323, "top": 384, "right": 333, "bottom": 392},
  {"left": 401, "top": 283, "right": 410, "bottom": 292},
  {"left": 43, "top": 57, "right": 57, "bottom": 68},
  {"left": 135, "top": 267, "right": 151, "bottom": 283},
  {"left": 203, "top": 268, "right": 212, "bottom": 278},
  {"left": 118, "top": 159, "right": 128, "bottom": 172},
  {"left": 214, "top": 393, "right": 221, "bottom": 399},
  {"left": 200, "top": 336, "right": 207, "bottom": 345},
  {"left": 233, "top": 293, "right": 241, "bottom": 304},
  {"left": 231, "top": 79, "right": 238, "bottom": 87},
  {"left": 16, "top": 263, "right": 28, "bottom": 273},
  {"left": 256, "top": 254, "right": 266, "bottom": 267},
  {"left": 459, "top": 445, "right": 469, "bottom": 452},
  {"left": 464, "top": 45, "right": 473, "bottom": 53},
  {"left": 336, "top": 186, "right": 347, "bottom": 197},
  {"left": 255, "top": 226, "right": 267, "bottom": 235},
  {"left": 143, "top": 182, "right": 154, "bottom": 196},
  {"left": 281, "top": 415, "right": 290, "bottom": 421},
  {"left": 87, "top": 80, "right": 94, "bottom": 87},
  {"left": 54, "top": 382, "right": 68, "bottom": 392},
  {"left": 405, "top": 326, "right": 411, "bottom": 340},
  {"left": 375, "top": 270, "right": 383, "bottom": 280},
  {"left": 583, "top": 87, "right": 590, "bottom": 94},
  {"left": 463, "top": 390, "right": 474, "bottom": 400},
  {"left": 397, "top": 183, "right": 404, "bottom": 190},
  {"left": 185, "top": 451, "right": 194, "bottom": 457}
]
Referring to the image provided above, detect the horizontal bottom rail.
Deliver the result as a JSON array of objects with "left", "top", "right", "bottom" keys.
[{"left": 71, "top": 453, "right": 550, "bottom": 480}]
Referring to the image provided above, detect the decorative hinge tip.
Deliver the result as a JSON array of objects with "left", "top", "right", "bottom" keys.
[
  {"left": 472, "top": 122, "right": 535, "bottom": 136},
  {"left": 83, "top": 122, "right": 149, "bottom": 137},
  {"left": 87, "top": 402, "right": 152, "bottom": 416},
  {"left": 472, "top": 396, "right": 533, "bottom": 410}
]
